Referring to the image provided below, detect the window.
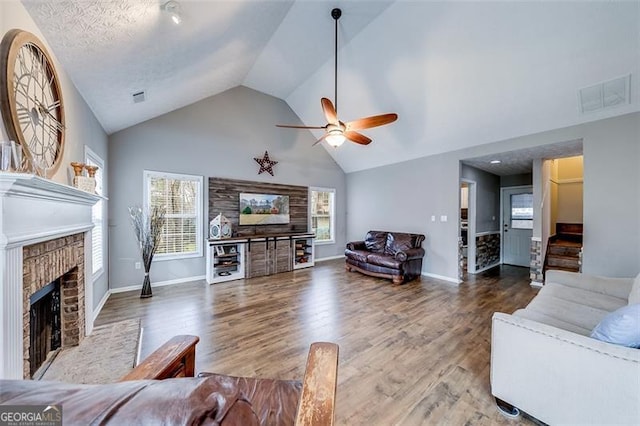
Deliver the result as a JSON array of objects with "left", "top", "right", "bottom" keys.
[
  {"left": 511, "top": 192, "right": 533, "bottom": 229},
  {"left": 144, "top": 171, "right": 203, "bottom": 260},
  {"left": 85, "top": 147, "right": 104, "bottom": 278},
  {"left": 310, "top": 188, "right": 335, "bottom": 244}
]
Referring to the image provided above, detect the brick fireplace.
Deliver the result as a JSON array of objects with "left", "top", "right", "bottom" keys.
[
  {"left": 0, "top": 174, "right": 99, "bottom": 379},
  {"left": 22, "top": 234, "right": 85, "bottom": 378}
]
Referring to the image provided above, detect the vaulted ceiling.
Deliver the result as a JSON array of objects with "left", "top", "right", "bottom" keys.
[{"left": 22, "top": 0, "right": 640, "bottom": 173}]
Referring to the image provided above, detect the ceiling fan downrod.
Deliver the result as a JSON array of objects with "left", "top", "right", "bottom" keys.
[{"left": 331, "top": 8, "right": 341, "bottom": 114}]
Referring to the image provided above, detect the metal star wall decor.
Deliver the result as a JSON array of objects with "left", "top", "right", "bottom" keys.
[{"left": 254, "top": 151, "right": 278, "bottom": 176}]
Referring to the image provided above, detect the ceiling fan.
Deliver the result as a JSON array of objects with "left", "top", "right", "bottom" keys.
[{"left": 276, "top": 8, "right": 398, "bottom": 147}]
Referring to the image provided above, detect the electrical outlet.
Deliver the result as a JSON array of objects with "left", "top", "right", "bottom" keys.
[
  {"left": 135, "top": 262, "right": 141, "bottom": 270},
  {"left": 431, "top": 215, "right": 436, "bottom": 222}
]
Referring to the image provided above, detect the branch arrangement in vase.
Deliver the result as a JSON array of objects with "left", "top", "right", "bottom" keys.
[{"left": 128, "top": 205, "right": 166, "bottom": 298}]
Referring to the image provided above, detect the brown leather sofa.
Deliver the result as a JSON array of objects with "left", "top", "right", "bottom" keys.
[
  {"left": 345, "top": 231, "right": 426, "bottom": 284},
  {"left": 0, "top": 336, "right": 338, "bottom": 426}
]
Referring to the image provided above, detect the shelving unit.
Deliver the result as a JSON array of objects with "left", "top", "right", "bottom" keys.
[
  {"left": 293, "top": 236, "right": 314, "bottom": 269},
  {"left": 206, "top": 240, "right": 246, "bottom": 284}
]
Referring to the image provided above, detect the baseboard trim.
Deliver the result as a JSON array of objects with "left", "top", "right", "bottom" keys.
[
  {"left": 530, "top": 281, "right": 543, "bottom": 288},
  {"left": 421, "top": 272, "right": 462, "bottom": 285},
  {"left": 110, "top": 275, "right": 206, "bottom": 294},
  {"left": 316, "top": 254, "right": 345, "bottom": 262},
  {"left": 93, "top": 290, "right": 111, "bottom": 322}
]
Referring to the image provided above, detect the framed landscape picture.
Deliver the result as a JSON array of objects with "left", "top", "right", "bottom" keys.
[{"left": 239, "top": 193, "right": 290, "bottom": 225}]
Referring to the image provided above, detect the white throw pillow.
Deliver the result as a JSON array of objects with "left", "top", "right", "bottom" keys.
[
  {"left": 591, "top": 304, "right": 640, "bottom": 348},
  {"left": 628, "top": 273, "right": 640, "bottom": 305}
]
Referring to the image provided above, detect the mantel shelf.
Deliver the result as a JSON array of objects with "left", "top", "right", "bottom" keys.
[{"left": 0, "top": 172, "right": 105, "bottom": 205}]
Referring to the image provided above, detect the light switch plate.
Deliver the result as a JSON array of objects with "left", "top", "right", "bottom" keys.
[
  {"left": 431, "top": 215, "right": 436, "bottom": 222},
  {"left": 440, "top": 215, "right": 447, "bottom": 222}
]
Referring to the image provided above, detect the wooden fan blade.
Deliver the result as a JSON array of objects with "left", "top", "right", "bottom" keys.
[
  {"left": 346, "top": 113, "right": 398, "bottom": 131},
  {"left": 321, "top": 98, "right": 338, "bottom": 124},
  {"left": 344, "top": 130, "right": 372, "bottom": 145},
  {"left": 276, "top": 124, "right": 326, "bottom": 129},
  {"left": 312, "top": 133, "right": 329, "bottom": 146}
]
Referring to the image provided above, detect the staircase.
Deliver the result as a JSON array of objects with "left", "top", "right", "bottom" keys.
[{"left": 544, "top": 223, "right": 582, "bottom": 275}]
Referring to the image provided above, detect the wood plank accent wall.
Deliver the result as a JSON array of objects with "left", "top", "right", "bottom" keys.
[{"left": 209, "top": 178, "right": 309, "bottom": 236}]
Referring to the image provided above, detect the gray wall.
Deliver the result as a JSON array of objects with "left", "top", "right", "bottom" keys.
[
  {"left": 108, "top": 86, "right": 346, "bottom": 289},
  {"left": 0, "top": 1, "right": 109, "bottom": 309},
  {"left": 461, "top": 165, "right": 500, "bottom": 233},
  {"left": 501, "top": 173, "right": 532, "bottom": 188},
  {"left": 347, "top": 112, "right": 640, "bottom": 280}
]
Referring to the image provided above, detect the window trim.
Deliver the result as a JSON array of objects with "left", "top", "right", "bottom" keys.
[
  {"left": 85, "top": 146, "right": 105, "bottom": 281},
  {"left": 143, "top": 170, "right": 204, "bottom": 261},
  {"left": 309, "top": 187, "right": 336, "bottom": 245}
]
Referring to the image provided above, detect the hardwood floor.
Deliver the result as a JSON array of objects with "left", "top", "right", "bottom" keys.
[{"left": 96, "top": 260, "right": 539, "bottom": 425}]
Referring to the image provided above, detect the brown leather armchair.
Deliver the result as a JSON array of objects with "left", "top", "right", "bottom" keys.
[
  {"left": 0, "top": 336, "right": 338, "bottom": 426},
  {"left": 345, "top": 230, "right": 426, "bottom": 284}
]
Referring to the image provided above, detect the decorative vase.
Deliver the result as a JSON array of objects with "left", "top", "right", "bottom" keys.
[{"left": 141, "top": 271, "right": 152, "bottom": 298}]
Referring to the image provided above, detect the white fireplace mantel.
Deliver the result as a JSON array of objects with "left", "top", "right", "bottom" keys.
[{"left": 0, "top": 172, "right": 101, "bottom": 379}]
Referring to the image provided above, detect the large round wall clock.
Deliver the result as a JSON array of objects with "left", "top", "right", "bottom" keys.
[{"left": 0, "top": 29, "right": 65, "bottom": 177}]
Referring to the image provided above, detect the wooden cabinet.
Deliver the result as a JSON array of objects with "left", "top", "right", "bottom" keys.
[
  {"left": 247, "top": 238, "right": 269, "bottom": 278},
  {"left": 206, "top": 241, "right": 245, "bottom": 284},
  {"left": 206, "top": 233, "right": 314, "bottom": 282},
  {"left": 274, "top": 237, "right": 292, "bottom": 274},
  {"left": 247, "top": 237, "right": 296, "bottom": 278}
]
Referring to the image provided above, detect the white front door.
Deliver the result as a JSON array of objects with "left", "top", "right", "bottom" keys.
[{"left": 502, "top": 187, "right": 533, "bottom": 267}]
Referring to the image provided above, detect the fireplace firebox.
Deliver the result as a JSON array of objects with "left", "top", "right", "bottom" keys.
[{"left": 29, "top": 279, "right": 62, "bottom": 376}]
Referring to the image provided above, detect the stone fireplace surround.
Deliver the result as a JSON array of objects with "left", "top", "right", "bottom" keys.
[{"left": 0, "top": 173, "right": 100, "bottom": 380}]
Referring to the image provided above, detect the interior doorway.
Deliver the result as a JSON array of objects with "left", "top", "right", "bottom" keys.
[
  {"left": 460, "top": 179, "right": 476, "bottom": 277},
  {"left": 501, "top": 186, "right": 533, "bottom": 267}
]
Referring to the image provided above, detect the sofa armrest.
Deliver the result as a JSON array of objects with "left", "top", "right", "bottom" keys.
[
  {"left": 395, "top": 247, "right": 425, "bottom": 262},
  {"left": 120, "top": 335, "right": 199, "bottom": 381},
  {"left": 346, "top": 241, "right": 366, "bottom": 251},
  {"left": 545, "top": 270, "right": 634, "bottom": 299},
  {"left": 491, "top": 312, "right": 640, "bottom": 425},
  {"left": 295, "top": 342, "right": 339, "bottom": 426}
]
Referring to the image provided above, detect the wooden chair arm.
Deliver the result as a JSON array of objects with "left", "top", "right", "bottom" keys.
[
  {"left": 120, "top": 335, "right": 199, "bottom": 381},
  {"left": 295, "top": 342, "right": 339, "bottom": 426}
]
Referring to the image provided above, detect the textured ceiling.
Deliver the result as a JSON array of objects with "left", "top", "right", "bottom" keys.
[
  {"left": 21, "top": 1, "right": 640, "bottom": 173},
  {"left": 22, "top": 0, "right": 392, "bottom": 134},
  {"left": 461, "top": 139, "right": 583, "bottom": 176}
]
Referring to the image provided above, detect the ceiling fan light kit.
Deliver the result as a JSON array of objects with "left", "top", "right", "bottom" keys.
[
  {"left": 276, "top": 8, "right": 398, "bottom": 147},
  {"left": 325, "top": 126, "right": 346, "bottom": 147}
]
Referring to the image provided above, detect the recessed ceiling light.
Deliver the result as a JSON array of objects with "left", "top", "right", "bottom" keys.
[{"left": 490, "top": 160, "right": 501, "bottom": 164}]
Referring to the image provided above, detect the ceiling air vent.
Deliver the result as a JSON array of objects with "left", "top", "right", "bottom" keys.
[
  {"left": 579, "top": 75, "right": 630, "bottom": 114},
  {"left": 132, "top": 91, "right": 146, "bottom": 104}
]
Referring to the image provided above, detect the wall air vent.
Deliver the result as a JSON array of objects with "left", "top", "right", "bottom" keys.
[
  {"left": 579, "top": 75, "right": 630, "bottom": 114},
  {"left": 132, "top": 91, "right": 146, "bottom": 104}
]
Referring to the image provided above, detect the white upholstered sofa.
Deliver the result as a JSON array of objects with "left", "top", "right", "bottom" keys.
[{"left": 491, "top": 270, "right": 640, "bottom": 425}]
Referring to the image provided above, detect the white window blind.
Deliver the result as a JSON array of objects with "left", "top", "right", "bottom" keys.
[
  {"left": 85, "top": 148, "right": 104, "bottom": 277},
  {"left": 310, "top": 188, "right": 335, "bottom": 244},
  {"left": 144, "top": 171, "right": 203, "bottom": 259},
  {"left": 511, "top": 192, "right": 534, "bottom": 230}
]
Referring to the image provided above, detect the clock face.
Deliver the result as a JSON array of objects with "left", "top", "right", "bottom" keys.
[
  {"left": 210, "top": 224, "right": 220, "bottom": 238},
  {"left": 0, "top": 30, "right": 65, "bottom": 177},
  {"left": 221, "top": 223, "right": 231, "bottom": 237}
]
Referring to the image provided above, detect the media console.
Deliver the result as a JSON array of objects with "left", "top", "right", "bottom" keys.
[{"left": 206, "top": 232, "right": 315, "bottom": 284}]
